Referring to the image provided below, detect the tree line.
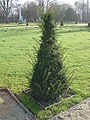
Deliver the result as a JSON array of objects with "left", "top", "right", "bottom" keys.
[{"left": 0, "top": 0, "right": 90, "bottom": 23}]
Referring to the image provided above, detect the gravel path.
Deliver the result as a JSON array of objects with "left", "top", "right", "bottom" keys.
[
  {"left": 50, "top": 98, "right": 90, "bottom": 120},
  {"left": 0, "top": 90, "right": 90, "bottom": 120},
  {"left": 0, "top": 91, "right": 35, "bottom": 120}
]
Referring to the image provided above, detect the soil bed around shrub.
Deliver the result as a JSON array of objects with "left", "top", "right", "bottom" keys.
[{"left": 23, "top": 89, "right": 75, "bottom": 109}]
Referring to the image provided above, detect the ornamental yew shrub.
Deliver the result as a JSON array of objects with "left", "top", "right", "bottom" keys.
[{"left": 30, "top": 12, "right": 69, "bottom": 102}]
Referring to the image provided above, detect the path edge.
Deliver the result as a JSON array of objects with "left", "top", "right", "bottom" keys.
[{"left": 0, "top": 88, "right": 36, "bottom": 120}]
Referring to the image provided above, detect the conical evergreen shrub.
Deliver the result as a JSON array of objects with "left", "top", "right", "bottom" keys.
[{"left": 30, "top": 12, "right": 69, "bottom": 102}]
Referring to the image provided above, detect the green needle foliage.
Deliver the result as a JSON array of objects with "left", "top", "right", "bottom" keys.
[{"left": 30, "top": 12, "right": 69, "bottom": 102}]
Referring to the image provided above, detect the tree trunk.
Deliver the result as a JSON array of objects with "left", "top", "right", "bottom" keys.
[{"left": 6, "top": 12, "right": 9, "bottom": 23}]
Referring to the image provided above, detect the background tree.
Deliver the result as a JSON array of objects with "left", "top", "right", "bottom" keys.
[
  {"left": 30, "top": 11, "right": 69, "bottom": 102},
  {"left": 36, "top": 0, "right": 51, "bottom": 21},
  {"left": 86, "top": 0, "right": 90, "bottom": 26},
  {"left": 64, "top": 7, "right": 77, "bottom": 22},
  {"left": 74, "top": 1, "right": 87, "bottom": 22},
  {"left": 36, "top": 0, "right": 44, "bottom": 13},
  {"left": 0, "top": 0, "right": 17, "bottom": 23},
  {"left": 1, "top": 0, "right": 89, "bottom": 23},
  {"left": 0, "top": 6, "right": 3, "bottom": 22},
  {"left": 21, "top": 1, "right": 38, "bottom": 22},
  {"left": 49, "top": 3, "right": 71, "bottom": 22}
]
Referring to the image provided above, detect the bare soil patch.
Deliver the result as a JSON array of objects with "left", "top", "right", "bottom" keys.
[{"left": 23, "top": 89, "right": 74, "bottom": 109}]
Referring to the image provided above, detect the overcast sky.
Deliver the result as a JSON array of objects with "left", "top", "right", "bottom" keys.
[{"left": 19, "top": 0, "right": 77, "bottom": 5}]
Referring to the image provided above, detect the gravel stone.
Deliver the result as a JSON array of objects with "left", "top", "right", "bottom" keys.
[
  {"left": 0, "top": 91, "right": 35, "bottom": 120},
  {"left": 50, "top": 98, "right": 90, "bottom": 120}
]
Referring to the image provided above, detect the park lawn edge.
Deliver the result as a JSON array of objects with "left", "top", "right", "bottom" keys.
[
  {"left": 19, "top": 92, "right": 89, "bottom": 120},
  {"left": 0, "top": 24, "right": 90, "bottom": 120}
]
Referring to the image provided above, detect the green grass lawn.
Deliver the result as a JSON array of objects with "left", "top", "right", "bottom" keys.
[{"left": 0, "top": 23, "right": 90, "bottom": 120}]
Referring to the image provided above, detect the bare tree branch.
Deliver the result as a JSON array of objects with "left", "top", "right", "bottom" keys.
[{"left": 0, "top": 0, "right": 17, "bottom": 23}]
